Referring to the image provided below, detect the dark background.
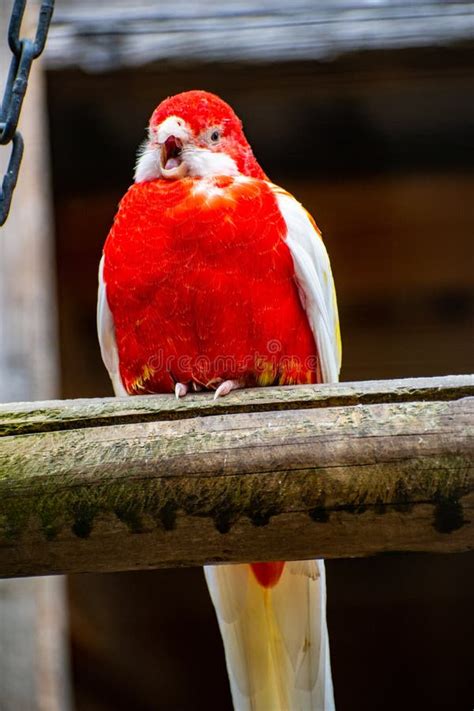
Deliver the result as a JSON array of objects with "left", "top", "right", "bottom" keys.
[{"left": 46, "top": 44, "right": 474, "bottom": 711}]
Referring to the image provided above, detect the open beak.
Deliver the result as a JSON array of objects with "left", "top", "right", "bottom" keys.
[{"left": 160, "top": 135, "right": 187, "bottom": 179}]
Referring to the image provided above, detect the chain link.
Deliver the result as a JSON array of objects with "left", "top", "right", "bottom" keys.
[{"left": 0, "top": 0, "right": 54, "bottom": 226}]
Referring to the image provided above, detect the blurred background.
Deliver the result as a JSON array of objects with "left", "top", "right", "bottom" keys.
[{"left": 1, "top": 0, "right": 474, "bottom": 709}]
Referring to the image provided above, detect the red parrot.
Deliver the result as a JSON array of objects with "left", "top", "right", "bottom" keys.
[{"left": 98, "top": 90, "right": 340, "bottom": 710}]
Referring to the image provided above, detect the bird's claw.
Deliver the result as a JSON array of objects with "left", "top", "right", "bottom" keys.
[
  {"left": 175, "top": 379, "right": 243, "bottom": 399},
  {"left": 214, "top": 379, "right": 244, "bottom": 399},
  {"left": 175, "top": 382, "right": 189, "bottom": 399}
]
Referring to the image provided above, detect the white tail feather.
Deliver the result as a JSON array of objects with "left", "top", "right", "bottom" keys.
[{"left": 205, "top": 560, "right": 335, "bottom": 711}]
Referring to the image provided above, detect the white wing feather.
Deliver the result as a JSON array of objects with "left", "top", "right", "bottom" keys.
[
  {"left": 273, "top": 187, "right": 341, "bottom": 385},
  {"left": 205, "top": 185, "right": 338, "bottom": 711},
  {"left": 97, "top": 255, "right": 128, "bottom": 397}
]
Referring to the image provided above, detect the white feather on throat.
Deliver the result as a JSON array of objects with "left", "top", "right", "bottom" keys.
[
  {"left": 134, "top": 142, "right": 239, "bottom": 183},
  {"left": 134, "top": 140, "right": 161, "bottom": 183}
]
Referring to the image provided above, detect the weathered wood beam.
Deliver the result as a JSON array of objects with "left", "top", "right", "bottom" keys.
[{"left": 0, "top": 375, "right": 472, "bottom": 578}]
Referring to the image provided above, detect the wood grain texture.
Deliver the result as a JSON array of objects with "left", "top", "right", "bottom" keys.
[
  {"left": 0, "top": 376, "right": 472, "bottom": 578},
  {"left": 45, "top": 0, "right": 474, "bottom": 71},
  {"left": 2, "top": 375, "right": 473, "bottom": 435}
]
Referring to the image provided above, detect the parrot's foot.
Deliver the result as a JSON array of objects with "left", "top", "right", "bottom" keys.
[
  {"left": 176, "top": 379, "right": 243, "bottom": 399},
  {"left": 213, "top": 379, "right": 244, "bottom": 399},
  {"left": 175, "top": 382, "right": 189, "bottom": 399}
]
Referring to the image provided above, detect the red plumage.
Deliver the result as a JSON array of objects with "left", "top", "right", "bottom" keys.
[
  {"left": 103, "top": 175, "right": 319, "bottom": 395},
  {"left": 250, "top": 561, "right": 286, "bottom": 588}
]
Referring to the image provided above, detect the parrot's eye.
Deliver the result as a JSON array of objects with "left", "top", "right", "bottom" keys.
[{"left": 210, "top": 130, "right": 220, "bottom": 143}]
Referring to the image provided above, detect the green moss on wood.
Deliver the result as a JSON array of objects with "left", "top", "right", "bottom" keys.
[
  {"left": 1, "top": 375, "right": 472, "bottom": 437},
  {"left": 0, "top": 457, "right": 471, "bottom": 545},
  {"left": 0, "top": 392, "right": 472, "bottom": 552}
]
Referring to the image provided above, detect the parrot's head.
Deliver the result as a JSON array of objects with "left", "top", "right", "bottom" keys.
[{"left": 134, "top": 90, "right": 266, "bottom": 183}]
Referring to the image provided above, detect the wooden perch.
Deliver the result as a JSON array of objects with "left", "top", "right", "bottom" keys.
[{"left": 0, "top": 375, "right": 472, "bottom": 579}]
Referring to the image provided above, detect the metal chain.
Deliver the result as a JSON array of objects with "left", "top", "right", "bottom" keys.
[{"left": 0, "top": 0, "right": 54, "bottom": 226}]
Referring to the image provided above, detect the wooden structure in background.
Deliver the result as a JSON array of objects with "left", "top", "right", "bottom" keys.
[
  {"left": 0, "top": 376, "right": 472, "bottom": 579},
  {"left": 45, "top": 0, "right": 474, "bottom": 71},
  {"left": 0, "top": 6, "right": 71, "bottom": 711}
]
